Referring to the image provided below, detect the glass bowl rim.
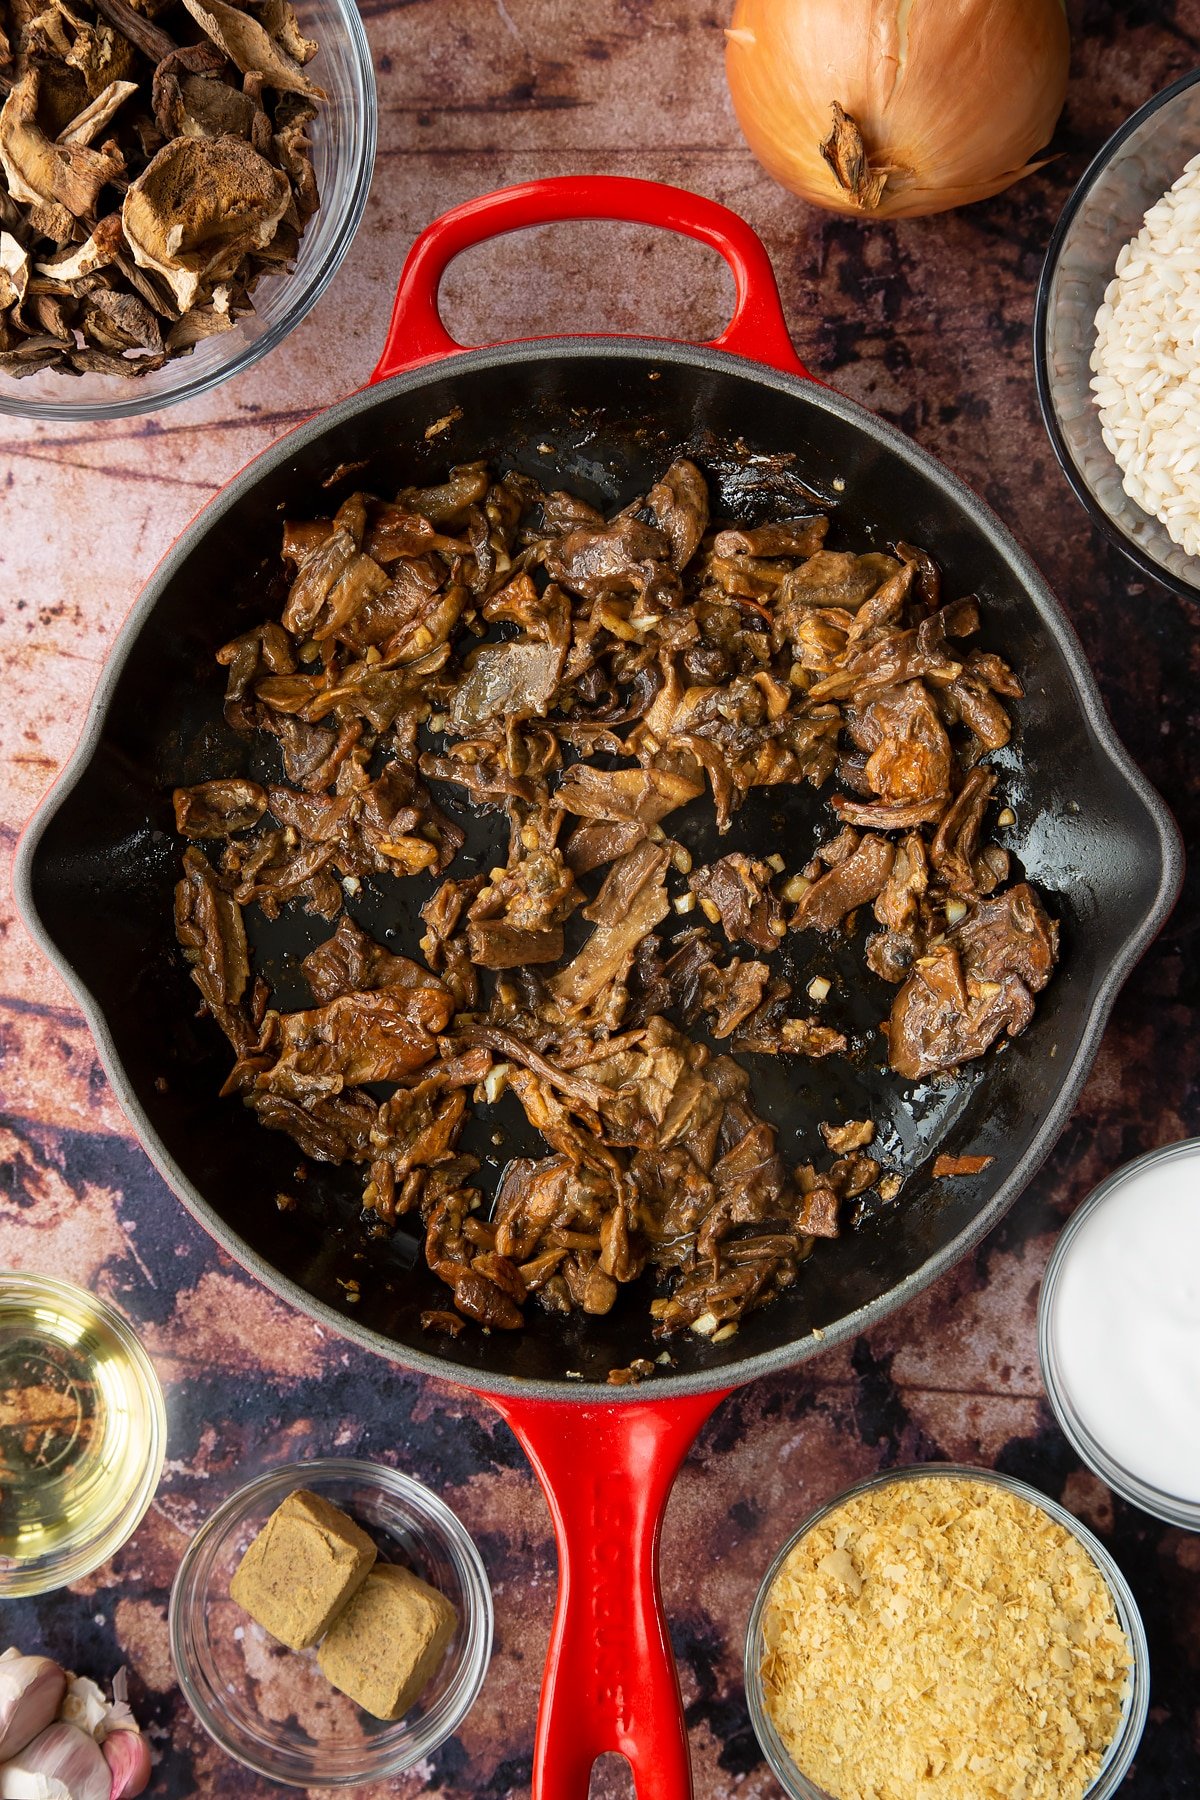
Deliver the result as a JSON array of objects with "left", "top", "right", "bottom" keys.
[
  {"left": 0, "top": 1269, "right": 167, "bottom": 1597},
  {"left": 1032, "top": 62, "right": 1200, "bottom": 603},
  {"left": 743, "top": 1460, "right": 1151, "bottom": 1800},
  {"left": 1039, "top": 1135, "right": 1200, "bottom": 1531},
  {"left": 168, "top": 1454, "right": 494, "bottom": 1788},
  {"left": 0, "top": 0, "right": 377, "bottom": 424}
]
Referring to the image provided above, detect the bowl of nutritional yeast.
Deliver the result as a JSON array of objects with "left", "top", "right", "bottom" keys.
[{"left": 745, "top": 1464, "right": 1150, "bottom": 1800}]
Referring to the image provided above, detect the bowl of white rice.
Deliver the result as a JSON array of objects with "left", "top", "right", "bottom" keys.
[{"left": 1035, "top": 67, "right": 1200, "bottom": 598}]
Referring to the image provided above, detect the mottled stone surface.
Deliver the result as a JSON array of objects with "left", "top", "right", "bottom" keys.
[{"left": 1, "top": 1, "right": 1199, "bottom": 1795}]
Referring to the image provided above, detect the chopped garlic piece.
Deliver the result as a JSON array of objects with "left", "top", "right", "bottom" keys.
[{"left": 482, "top": 1062, "right": 510, "bottom": 1104}]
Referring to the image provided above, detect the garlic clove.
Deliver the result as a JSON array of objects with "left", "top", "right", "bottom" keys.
[
  {"left": 0, "top": 1721, "right": 111, "bottom": 1800},
  {"left": 0, "top": 1766, "right": 68, "bottom": 1799},
  {"left": 57, "top": 1679, "right": 108, "bottom": 1742},
  {"left": 0, "top": 1659, "right": 67, "bottom": 1762},
  {"left": 102, "top": 1732, "right": 151, "bottom": 1799}
]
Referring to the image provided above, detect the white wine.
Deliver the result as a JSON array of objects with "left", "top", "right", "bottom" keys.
[{"left": 0, "top": 1275, "right": 165, "bottom": 1596}]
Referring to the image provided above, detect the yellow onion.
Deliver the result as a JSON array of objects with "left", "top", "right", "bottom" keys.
[{"left": 725, "top": 0, "right": 1069, "bottom": 220}]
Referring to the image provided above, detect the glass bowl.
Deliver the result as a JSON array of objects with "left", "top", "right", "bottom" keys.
[
  {"left": 744, "top": 1463, "right": 1150, "bottom": 1800},
  {"left": 0, "top": 0, "right": 376, "bottom": 423},
  {"left": 1039, "top": 1137, "right": 1200, "bottom": 1531},
  {"left": 0, "top": 1271, "right": 166, "bottom": 1596},
  {"left": 1034, "top": 67, "right": 1200, "bottom": 599},
  {"left": 169, "top": 1458, "right": 493, "bottom": 1787}
]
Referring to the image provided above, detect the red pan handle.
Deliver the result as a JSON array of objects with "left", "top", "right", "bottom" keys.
[
  {"left": 371, "top": 175, "right": 809, "bottom": 382},
  {"left": 491, "top": 1389, "right": 731, "bottom": 1800}
]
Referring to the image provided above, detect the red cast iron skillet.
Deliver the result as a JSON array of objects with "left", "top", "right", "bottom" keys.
[{"left": 14, "top": 178, "right": 1182, "bottom": 1800}]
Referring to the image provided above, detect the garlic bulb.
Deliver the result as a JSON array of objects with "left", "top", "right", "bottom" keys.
[
  {"left": 725, "top": 0, "right": 1070, "bottom": 220},
  {"left": 0, "top": 1657, "right": 66, "bottom": 1763},
  {"left": 0, "top": 1722, "right": 110, "bottom": 1800}
]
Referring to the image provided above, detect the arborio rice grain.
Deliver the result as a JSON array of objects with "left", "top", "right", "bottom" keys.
[
  {"left": 1091, "top": 153, "right": 1200, "bottom": 556},
  {"left": 760, "top": 1474, "right": 1131, "bottom": 1800}
]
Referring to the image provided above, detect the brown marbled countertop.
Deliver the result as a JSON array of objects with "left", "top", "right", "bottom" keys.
[{"left": 2, "top": 2, "right": 1199, "bottom": 1794}]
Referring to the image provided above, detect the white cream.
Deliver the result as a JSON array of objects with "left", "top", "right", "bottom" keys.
[{"left": 1049, "top": 1144, "right": 1200, "bottom": 1504}]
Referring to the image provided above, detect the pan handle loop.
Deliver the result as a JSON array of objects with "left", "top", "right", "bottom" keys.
[
  {"left": 370, "top": 176, "right": 810, "bottom": 383},
  {"left": 490, "top": 1388, "right": 730, "bottom": 1800}
]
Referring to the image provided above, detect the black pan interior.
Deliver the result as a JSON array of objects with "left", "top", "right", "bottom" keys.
[{"left": 21, "top": 345, "right": 1178, "bottom": 1392}]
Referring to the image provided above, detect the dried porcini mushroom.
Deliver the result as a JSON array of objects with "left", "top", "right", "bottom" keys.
[
  {"left": 0, "top": 68, "right": 121, "bottom": 214},
  {"left": 180, "top": 0, "right": 323, "bottom": 96},
  {"left": 34, "top": 209, "right": 121, "bottom": 278},
  {"left": 165, "top": 297, "right": 234, "bottom": 349},
  {"left": 273, "top": 93, "right": 318, "bottom": 216},
  {"left": 57, "top": 77, "right": 138, "bottom": 144},
  {"left": 80, "top": 284, "right": 163, "bottom": 352},
  {"left": 20, "top": 3, "right": 136, "bottom": 110},
  {"left": 259, "top": 0, "right": 317, "bottom": 67},
  {"left": 0, "top": 231, "right": 31, "bottom": 308},
  {"left": 0, "top": 0, "right": 326, "bottom": 381},
  {"left": 153, "top": 45, "right": 255, "bottom": 140},
  {"left": 123, "top": 133, "right": 289, "bottom": 310}
]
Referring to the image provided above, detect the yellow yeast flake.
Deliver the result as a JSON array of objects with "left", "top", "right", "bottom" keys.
[{"left": 760, "top": 1475, "right": 1131, "bottom": 1800}]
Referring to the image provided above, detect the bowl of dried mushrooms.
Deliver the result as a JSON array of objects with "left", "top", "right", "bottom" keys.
[{"left": 0, "top": 0, "right": 375, "bottom": 417}]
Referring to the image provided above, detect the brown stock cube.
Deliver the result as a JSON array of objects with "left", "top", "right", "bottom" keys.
[
  {"left": 229, "top": 1488, "right": 377, "bottom": 1651},
  {"left": 317, "top": 1562, "right": 458, "bottom": 1720}
]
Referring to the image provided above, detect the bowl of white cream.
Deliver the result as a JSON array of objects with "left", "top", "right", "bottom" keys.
[{"left": 1039, "top": 1137, "right": 1200, "bottom": 1529}]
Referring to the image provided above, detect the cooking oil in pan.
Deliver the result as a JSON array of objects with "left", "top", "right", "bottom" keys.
[{"left": 0, "top": 1273, "right": 165, "bottom": 1596}]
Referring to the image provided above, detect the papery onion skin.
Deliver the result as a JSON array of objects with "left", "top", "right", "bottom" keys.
[{"left": 725, "top": 0, "right": 1069, "bottom": 220}]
